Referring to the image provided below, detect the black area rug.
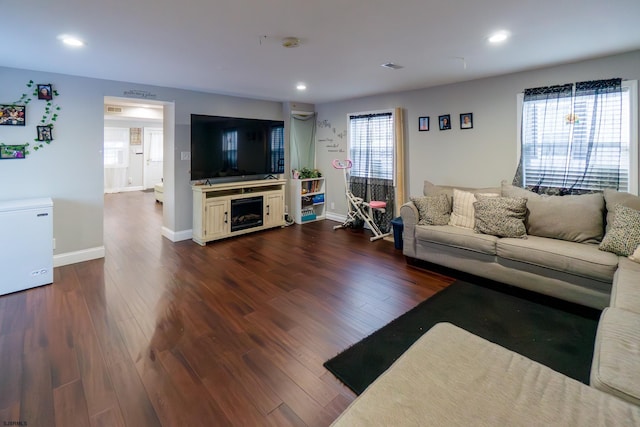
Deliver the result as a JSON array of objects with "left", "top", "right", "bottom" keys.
[{"left": 323, "top": 279, "right": 601, "bottom": 395}]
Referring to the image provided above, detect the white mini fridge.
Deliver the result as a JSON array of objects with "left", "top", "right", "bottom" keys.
[{"left": 0, "top": 198, "right": 53, "bottom": 295}]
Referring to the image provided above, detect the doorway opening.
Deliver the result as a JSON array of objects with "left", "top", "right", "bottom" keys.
[{"left": 103, "top": 98, "right": 164, "bottom": 194}]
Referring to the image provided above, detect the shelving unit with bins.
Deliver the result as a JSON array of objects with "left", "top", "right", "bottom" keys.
[{"left": 290, "top": 178, "right": 326, "bottom": 224}]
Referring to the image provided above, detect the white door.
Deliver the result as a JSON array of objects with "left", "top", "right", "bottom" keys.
[{"left": 143, "top": 127, "right": 163, "bottom": 189}]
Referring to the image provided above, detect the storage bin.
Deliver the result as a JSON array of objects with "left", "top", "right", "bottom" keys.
[{"left": 391, "top": 217, "right": 403, "bottom": 250}]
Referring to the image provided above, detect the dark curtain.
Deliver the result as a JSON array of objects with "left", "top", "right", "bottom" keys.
[{"left": 351, "top": 176, "right": 394, "bottom": 233}]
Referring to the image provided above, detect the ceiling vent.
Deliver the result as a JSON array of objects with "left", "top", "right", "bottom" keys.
[
  {"left": 106, "top": 105, "right": 123, "bottom": 113},
  {"left": 381, "top": 62, "right": 403, "bottom": 70}
]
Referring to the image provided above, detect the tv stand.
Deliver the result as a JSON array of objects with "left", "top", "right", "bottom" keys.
[{"left": 192, "top": 179, "right": 286, "bottom": 245}]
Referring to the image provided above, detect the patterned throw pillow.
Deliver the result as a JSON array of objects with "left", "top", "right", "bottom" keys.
[
  {"left": 410, "top": 194, "right": 451, "bottom": 226},
  {"left": 599, "top": 205, "right": 640, "bottom": 256},
  {"left": 473, "top": 197, "right": 528, "bottom": 238}
]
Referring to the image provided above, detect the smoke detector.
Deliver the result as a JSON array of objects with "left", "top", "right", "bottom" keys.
[{"left": 282, "top": 37, "right": 300, "bottom": 48}]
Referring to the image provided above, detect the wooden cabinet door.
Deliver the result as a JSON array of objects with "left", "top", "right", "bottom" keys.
[
  {"left": 204, "top": 199, "right": 229, "bottom": 240},
  {"left": 264, "top": 193, "right": 284, "bottom": 228}
]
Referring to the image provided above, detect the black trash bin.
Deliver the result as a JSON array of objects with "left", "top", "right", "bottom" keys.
[{"left": 390, "top": 217, "right": 403, "bottom": 250}]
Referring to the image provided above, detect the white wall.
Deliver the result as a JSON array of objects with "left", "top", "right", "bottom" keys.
[
  {"left": 315, "top": 50, "right": 640, "bottom": 217},
  {"left": 0, "top": 66, "right": 284, "bottom": 264}
]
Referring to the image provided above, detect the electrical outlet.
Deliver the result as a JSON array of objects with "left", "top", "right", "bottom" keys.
[
  {"left": 331, "top": 202, "right": 335, "bottom": 210},
  {"left": 181, "top": 151, "right": 191, "bottom": 160},
  {"left": 53, "top": 238, "right": 56, "bottom": 250}
]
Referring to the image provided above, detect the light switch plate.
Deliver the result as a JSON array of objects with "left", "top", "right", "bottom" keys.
[{"left": 181, "top": 151, "right": 191, "bottom": 160}]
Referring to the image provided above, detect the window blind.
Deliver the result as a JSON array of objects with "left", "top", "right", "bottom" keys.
[
  {"left": 521, "top": 83, "right": 630, "bottom": 192},
  {"left": 349, "top": 112, "right": 394, "bottom": 180}
]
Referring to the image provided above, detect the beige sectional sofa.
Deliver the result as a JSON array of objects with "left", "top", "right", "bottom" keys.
[
  {"left": 332, "top": 252, "right": 640, "bottom": 425},
  {"left": 330, "top": 181, "right": 640, "bottom": 425},
  {"left": 400, "top": 180, "right": 640, "bottom": 309}
]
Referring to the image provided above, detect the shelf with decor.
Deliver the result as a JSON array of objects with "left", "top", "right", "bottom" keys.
[{"left": 290, "top": 177, "right": 326, "bottom": 224}]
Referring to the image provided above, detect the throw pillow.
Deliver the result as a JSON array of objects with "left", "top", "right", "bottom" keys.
[
  {"left": 629, "top": 245, "right": 640, "bottom": 263},
  {"left": 410, "top": 194, "right": 451, "bottom": 226},
  {"left": 599, "top": 205, "right": 640, "bottom": 256},
  {"left": 473, "top": 197, "right": 528, "bottom": 238},
  {"left": 449, "top": 189, "right": 476, "bottom": 229},
  {"left": 603, "top": 189, "right": 640, "bottom": 233},
  {"left": 501, "top": 181, "right": 605, "bottom": 243},
  {"left": 449, "top": 189, "right": 499, "bottom": 229}
]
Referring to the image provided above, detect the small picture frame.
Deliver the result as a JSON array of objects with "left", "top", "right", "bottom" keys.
[
  {"left": 460, "top": 113, "right": 473, "bottom": 129},
  {"left": 130, "top": 127, "right": 142, "bottom": 145},
  {"left": 0, "top": 144, "right": 27, "bottom": 159},
  {"left": 439, "top": 114, "right": 451, "bottom": 131},
  {"left": 418, "top": 116, "right": 430, "bottom": 131},
  {"left": 0, "top": 104, "right": 26, "bottom": 126},
  {"left": 37, "top": 84, "right": 53, "bottom": 100},
  {"left": 37, "top": 125, "right": 53, "bottom": 141}
]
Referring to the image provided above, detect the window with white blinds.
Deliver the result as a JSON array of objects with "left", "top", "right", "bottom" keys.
[
  {"left": 349, "top": 112, "right": 394, "bottom": 180},
  {"left": 520, "top": 81, "right": 636, "bottom": 193}
]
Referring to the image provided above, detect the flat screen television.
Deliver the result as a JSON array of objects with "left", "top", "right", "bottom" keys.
[{"left": 190, "top": 114, "right": 285, "bottom": 182}]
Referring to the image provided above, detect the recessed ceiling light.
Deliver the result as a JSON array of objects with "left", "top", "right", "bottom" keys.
[
  {"left": 58, "top": 35, "right": 85, "bottom": 47},
  {"left": 296, "top": 83, "right": 307, "bottom": 91},
  {"left": 488, "top": 31, "right": 509, "bottom": 43}
]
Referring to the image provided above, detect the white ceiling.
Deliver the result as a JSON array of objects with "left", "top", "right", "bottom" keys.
[{"left": 3, "top": 0, "right": 640, "bottom": 104}]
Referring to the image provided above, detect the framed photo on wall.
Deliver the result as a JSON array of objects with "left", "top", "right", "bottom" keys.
[
  {"left": 0, "top": 145, "right": 26, "bottom": 159},
  {"left": 419, "top": 116, "right": 429, "bottom": 131},
  {"left": 0, "top": 104, "right": 26, "bottom": 126},
  {"left": 37, "top": 84, "right": 53, "bottom": 100},
  {"left": 37, "top": 125, "right": 53, "bottom": 141},
  {"left": 439, "top": 114, "right": 451, "bottom": 130},
  {"left": 460, "top": 113, "right": 473, "bottom": 129}
]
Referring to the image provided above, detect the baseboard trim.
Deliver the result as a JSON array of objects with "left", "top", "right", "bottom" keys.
[
  {"left": 326, "top": 212, "right": 347, "bottom": 223},
  {"left": 104, "top": 186, "right": 144, "bottom": 194},
  {"left": 54, "top": 246, "right": 105, "bottom": 267},
  {"left": 162, "top": 226, "right": 193, "bottom": 242}
]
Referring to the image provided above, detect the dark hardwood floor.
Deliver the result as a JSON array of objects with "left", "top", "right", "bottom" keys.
[{"left": 0, "top": 190, "right": 454, "bottom": 427}]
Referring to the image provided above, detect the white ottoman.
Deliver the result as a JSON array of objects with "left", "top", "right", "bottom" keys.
[{"left": 154, "top": 182, "right": 164, "bottom": 203}]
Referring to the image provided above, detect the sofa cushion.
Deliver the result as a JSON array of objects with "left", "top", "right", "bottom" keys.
[
  {"left": 497, "top": 236, "right": 618, "bottom": 282},
  {"left": 591, "top": 308, "right": 640, "bottom": 406},
  {"left": 502, "top": 182, "right": 605, "bottom": 244},
  {"left": 415, "top": 224, "right": 498, "bottom": 255},
  {"left": 604, "top": 189, "right": 640, "bottom": 232},
  {"left": 474, "top": 197, "right": 527, "bottom": 238},
  {"left": 332, "top": 322, "right": 640, "bottom": 427},
  {"left": 611, "top": 257, "right": 640, "bottom": 314},
  {"left": 599, "top": 205, "right": 640, "bottom": 256},
  {"left": 410, "top": 194, "right": 451, "bottom": 226}
]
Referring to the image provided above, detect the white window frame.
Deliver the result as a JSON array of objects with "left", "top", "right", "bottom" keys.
[
  {"left": 347, "top": 109, "right": 396, "bottom": 184},
  {"left": 516, "top": 80, "right": 638, "bottom": 195}
]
